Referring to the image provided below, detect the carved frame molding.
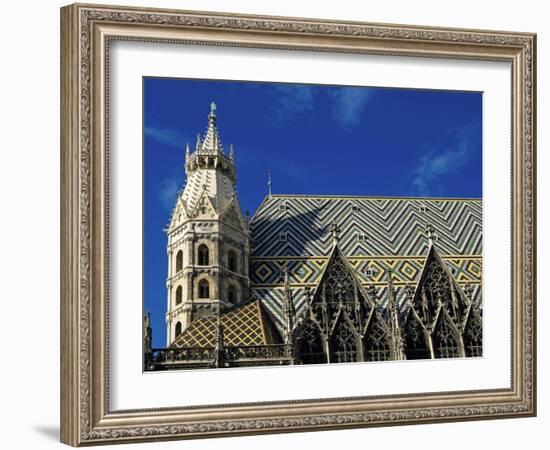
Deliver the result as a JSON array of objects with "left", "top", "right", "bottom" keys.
[{"left": 60, "top": 3, "right": 536, "bottom": 446}]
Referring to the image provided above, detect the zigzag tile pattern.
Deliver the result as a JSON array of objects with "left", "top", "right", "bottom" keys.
[
  {"left": 249, "top": 195, "right": 482, "bottom": 331},
  {"left": 250, "top": 195, "right": 482, "bottom": 257}
]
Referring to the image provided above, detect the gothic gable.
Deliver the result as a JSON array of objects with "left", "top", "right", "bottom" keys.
[
  {"left": 308, "top": 243, "right": 375, "bottom": 335},
  {"left": 190, "top": 191, "right": 219, "bottom": 219},
  {"left": 363, "top": 312, "right": 392, "bottom": 362},
  {"left": 410, "top": 243, "right": 471, "bottom": 330},
  {"left": 294, "top": 242, "right": 395, "bottom": 364},
  {"left": 219, "top": 196, "right": 247, "bottom": 232},
  {"left": 431, "top": 305, "right": 464, "bottom": 358}
]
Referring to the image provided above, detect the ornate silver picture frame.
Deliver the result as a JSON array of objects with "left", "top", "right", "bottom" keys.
[{"left": 60, "top": 3, "right": 536, "bottom": 446}]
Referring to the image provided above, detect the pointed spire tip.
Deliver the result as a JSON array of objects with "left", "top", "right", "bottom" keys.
[
  {"left": 425, "top": 223, "right": 436, "bottom": 246},
  {"left": 330, "top": 222, "right": 341, "bottom": 245}
]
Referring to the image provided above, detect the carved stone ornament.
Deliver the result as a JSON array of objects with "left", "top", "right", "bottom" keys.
[{"left": 60, "top": 3, "right": 535, "bottom": 446}]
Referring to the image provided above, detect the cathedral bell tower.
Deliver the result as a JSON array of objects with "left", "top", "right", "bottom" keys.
[{"left": 165, "top": 103, "right": 250, "bottom": 345}]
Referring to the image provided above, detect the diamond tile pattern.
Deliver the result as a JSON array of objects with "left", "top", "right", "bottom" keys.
[{"left": 172, "top": 300, "right": 281, "bottom": 348}]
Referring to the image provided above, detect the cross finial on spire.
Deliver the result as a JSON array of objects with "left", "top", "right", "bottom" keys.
[
  {"left": 425, "top": 223, "right": 436, "bottom": 246},
  {"left": 330, "top": 222, "right": 341, "bottom": 244},
  {"left": 209, "top": 101, "right": 217, "bottom": 125}
]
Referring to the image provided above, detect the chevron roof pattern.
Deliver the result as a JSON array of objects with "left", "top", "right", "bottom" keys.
[
  {"left": 249, "top": 194, "right": 482, "bottom": 329},
  {"left": 250, "top": 195, "right": 481, "bottom": 256}
]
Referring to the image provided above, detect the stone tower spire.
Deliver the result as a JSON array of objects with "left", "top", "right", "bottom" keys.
[{"left": 165, "top": 103, "right": 250, "bottom": 345}]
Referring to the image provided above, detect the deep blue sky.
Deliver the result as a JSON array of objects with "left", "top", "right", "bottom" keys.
[{"left": 143, "top": 77, "right": 482, "bottom": 347}]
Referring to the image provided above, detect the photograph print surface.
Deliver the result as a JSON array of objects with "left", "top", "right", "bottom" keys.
[{"left": 142, "top": 78, "right": 483, "bottom": 371}]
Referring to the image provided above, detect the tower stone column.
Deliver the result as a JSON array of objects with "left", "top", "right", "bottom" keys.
[{"left": 165, "top": 103, "right": 250, "bottom": 345}]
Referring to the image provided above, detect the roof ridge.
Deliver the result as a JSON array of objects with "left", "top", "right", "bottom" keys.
[{"left": 266, "top": 194, "right": 482, "bottom": 201}]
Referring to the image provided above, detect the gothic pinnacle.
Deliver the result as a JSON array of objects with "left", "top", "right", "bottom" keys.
[
  {"left": 330, "top": 222, "right": 341, "bottom": 245},
  {"left": 425, "top": 223, "right": 436, "bottom": 246}
]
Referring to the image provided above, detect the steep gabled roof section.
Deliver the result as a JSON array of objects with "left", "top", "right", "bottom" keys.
[{"left": 171, "top": 299, "right": 282, "bottom": 348}]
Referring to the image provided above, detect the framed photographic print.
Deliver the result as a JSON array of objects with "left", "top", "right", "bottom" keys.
[{"left": 60, "top": 3, "right": 536, "bottom": 446}]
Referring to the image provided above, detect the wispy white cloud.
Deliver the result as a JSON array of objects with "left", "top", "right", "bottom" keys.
[
  {"left": 282, "top": 163, "right": 308, "bottom": 180},
  {"left": 410, "top": 126, "right": 479, "bottom": 196},
  {"left": 145, "top": 126, "right": 187, "bottom": 148},
  {"left": 329, "top": 88, "right": 373, "bottom": 130},
  {"left": 157, "top": 177, "right": 181, "bottom": 211},
  {"left": 269, "top": 85, "right": 316, "bottom": 123}
]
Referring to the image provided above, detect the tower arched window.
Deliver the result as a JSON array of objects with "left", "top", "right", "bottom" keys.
[
  {"left": 198, "top": 244, "right": 209, "bottom": 266},
  {"left": 175, "top": 286, "right": 182, "bottom": 305},
  {"left": 227, "top": 250, "right": 237, "bottom": 272},
  {"left": 227, "top": 285, "right": 237, "bottom": 305},
  {"left": 175, "top": 250, "right": 183, "bottom": 272},
  {"left": 198, "top": 279, "right": 210, "bottom": 299},
  {"left": 175, "top": 321, "right": 182, "bottom": 337}
]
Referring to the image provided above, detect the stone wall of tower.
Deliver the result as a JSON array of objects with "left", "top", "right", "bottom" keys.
[
  {"left": 165, "top": 219, "right": 250, "bottom": 345},
  {"left": 164, "top": 104, "right": 250, "bottom": 346}
]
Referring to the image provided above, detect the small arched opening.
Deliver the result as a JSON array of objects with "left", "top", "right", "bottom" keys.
[
  {"left": 198, "top": 244, "right": 209, "bottom": 266},
  {"left": 227, "top": 285, "right": 237, "bottom": 305},
  {"left": 227, "top": 250, "right": 238, "bottom": 272},
  {"left": 175, "top": 250, "right": 183, "bottom": 272},
  {"left": 198, "top": 279, "right": 210, "bottom": 299},
  {"left": 175, "top": 285, "right": 182, "bottom": 305}
]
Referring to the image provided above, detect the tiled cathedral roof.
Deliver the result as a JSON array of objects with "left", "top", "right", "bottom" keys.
[
  {"left": 171, "top": 299, "right": 282, "bottom": 348},
  {"left": 248, "top": 194, "right": 482, "bottom": 329}
]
